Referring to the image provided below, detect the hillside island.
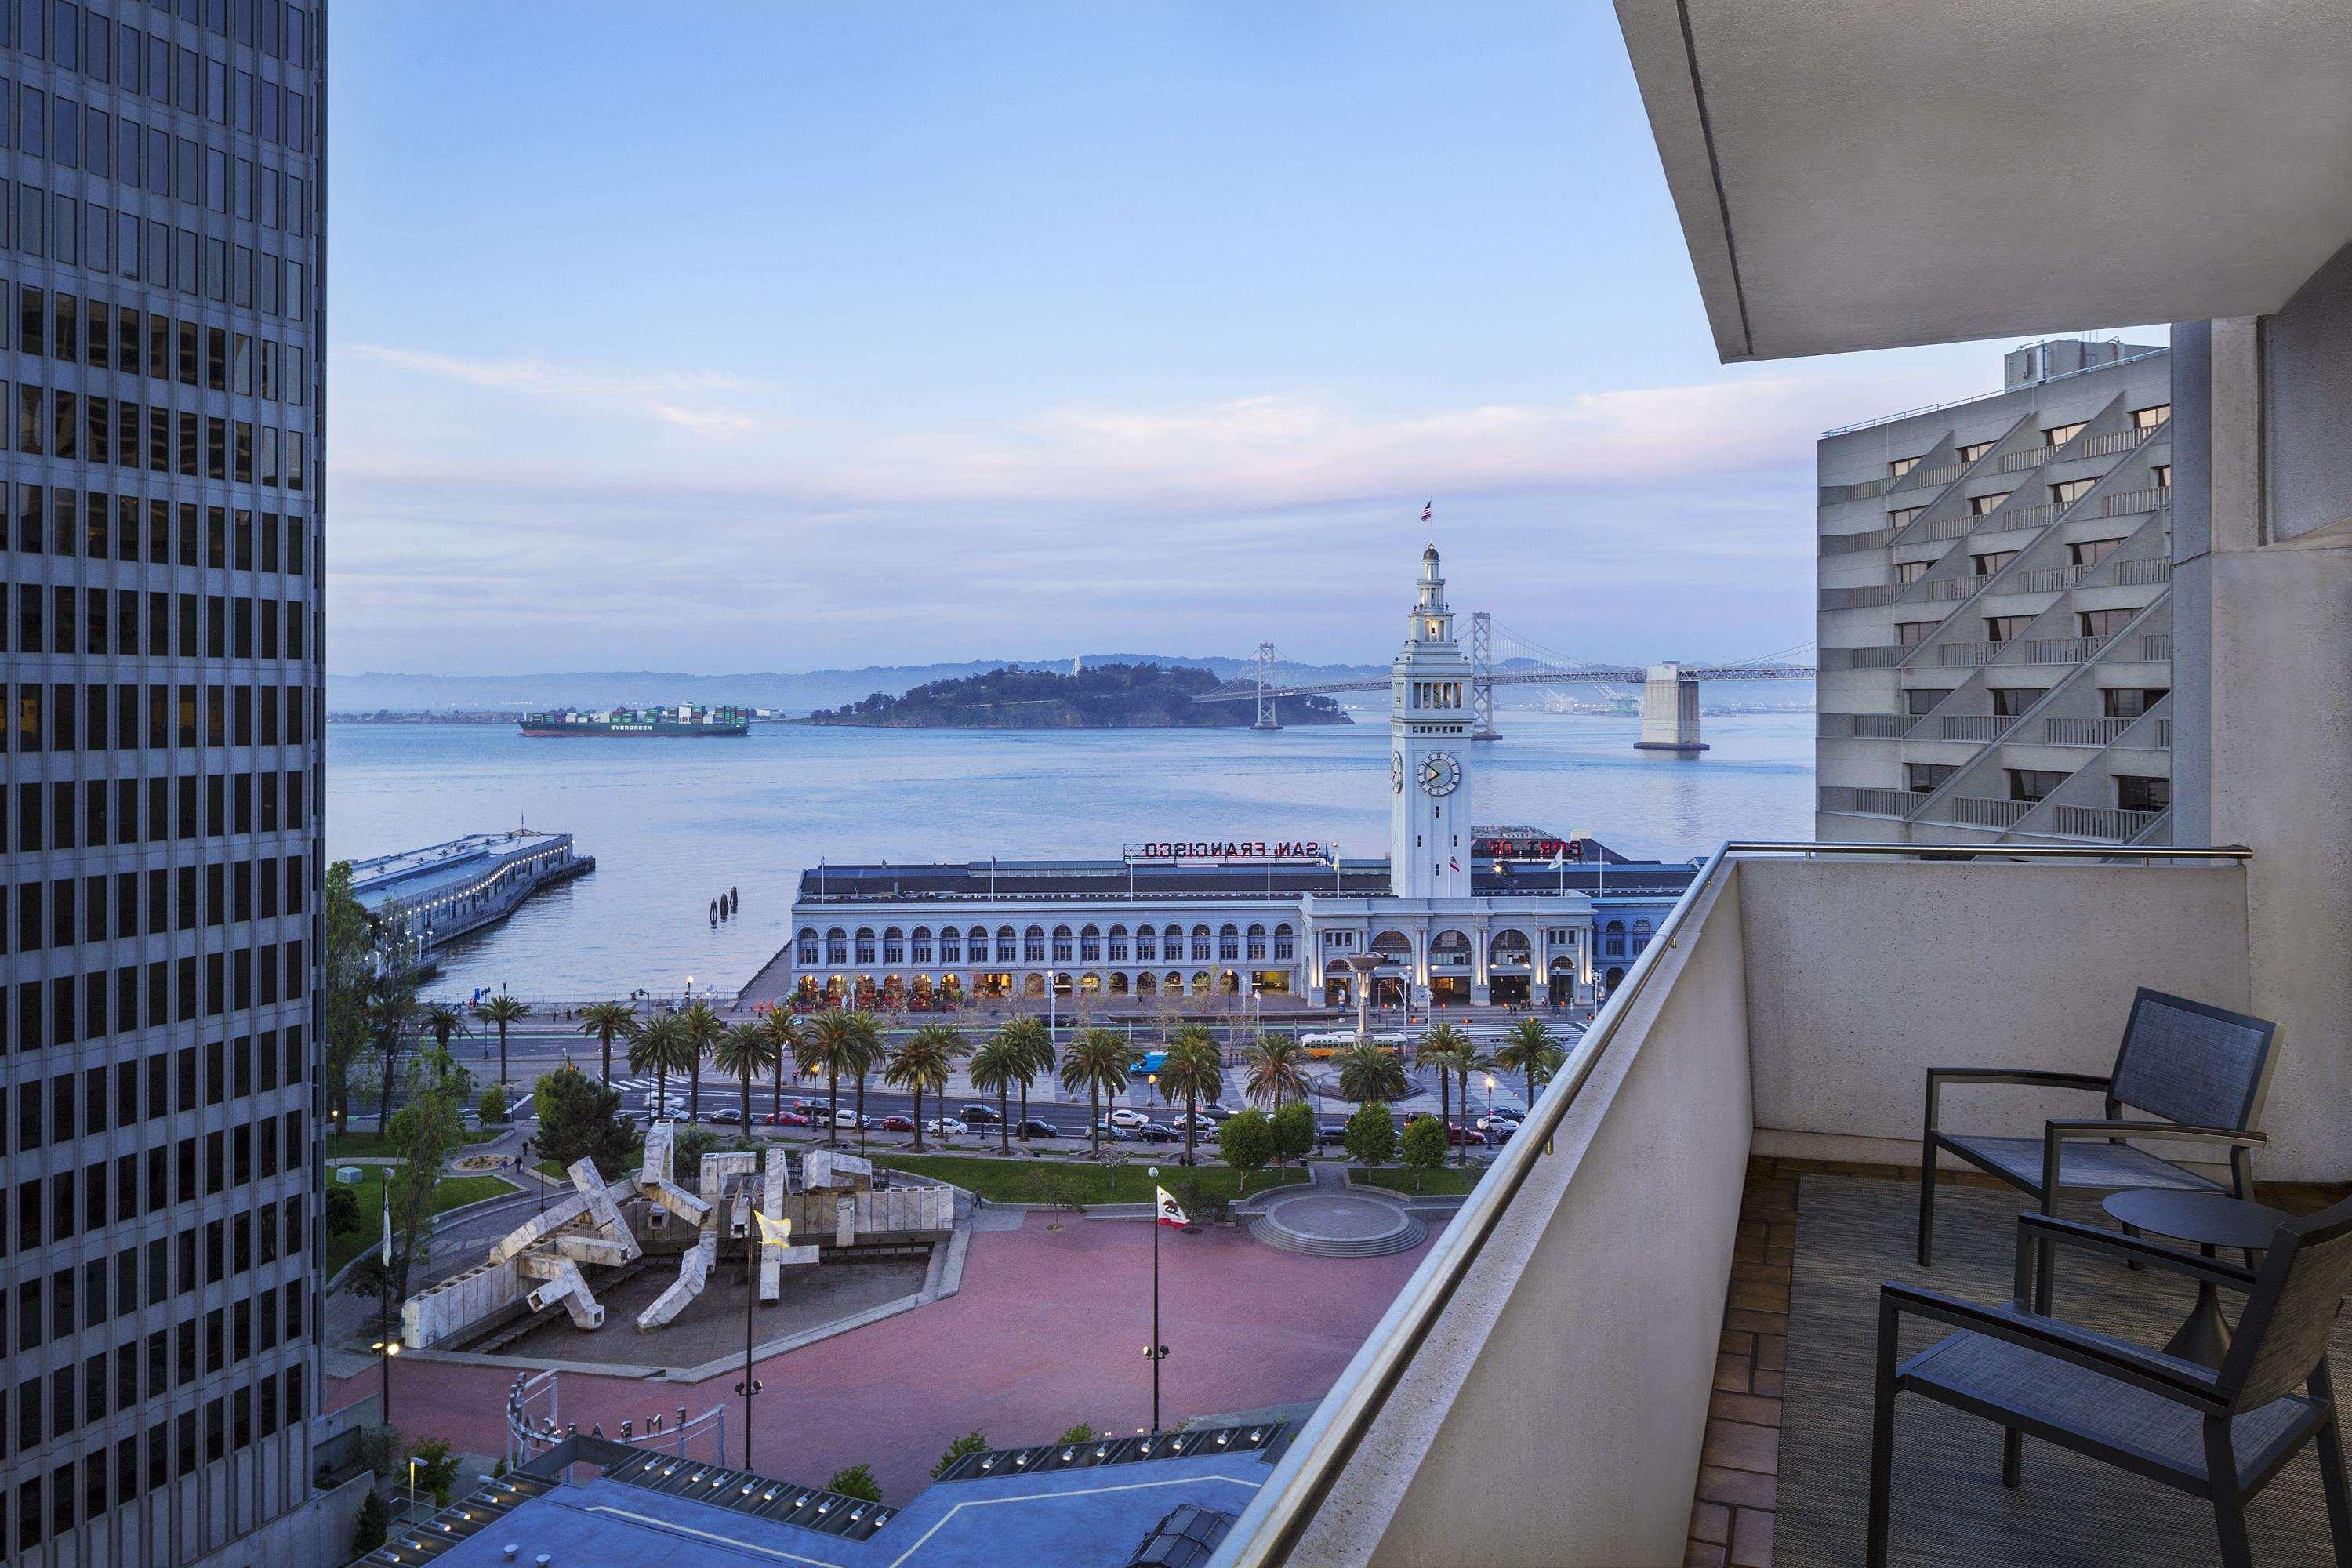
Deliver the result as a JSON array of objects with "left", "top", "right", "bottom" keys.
[{"left": 807, "top": 662, "right": 1349, "bottom": 729}]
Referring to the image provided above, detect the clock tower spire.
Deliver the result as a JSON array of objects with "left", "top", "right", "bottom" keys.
[{"left": 1388, "top": 543, "right": 1475, "bottom": 899}]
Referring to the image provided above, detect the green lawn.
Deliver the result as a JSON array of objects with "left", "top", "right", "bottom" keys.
[
  {"left": 328, "top": 1127, "right": 503, "bottom": 1160},
  {"left": 873, "top": 1155, "right": 1305, "bottom": 1207},
  {"left": 1349, "top": 1164, "right": 1490, "bottom": 1196},
  {"left": 325, "top": 1168, "right": 522, "bottom": 1276}
]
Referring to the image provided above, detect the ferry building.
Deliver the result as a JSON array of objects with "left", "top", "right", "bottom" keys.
[{"left": 752, "top": 547, "right": 1700, "bottom": 1014}]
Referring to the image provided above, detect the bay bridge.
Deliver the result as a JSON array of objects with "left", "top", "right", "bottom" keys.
[{"left": 1196, "top": 613, "right": 1815, "bottom": 752}]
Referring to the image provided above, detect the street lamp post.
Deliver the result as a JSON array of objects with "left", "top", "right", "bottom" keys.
[{"left": 1145, "top": 1165, "right": 1167, "bottom": 1433}]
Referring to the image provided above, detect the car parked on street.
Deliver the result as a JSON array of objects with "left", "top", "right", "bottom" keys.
[
  {"left": 1091, "top": 1120, "right": 1138, "bottom": 1142},
  {"left": 761, "top": 1110, "right": 812, "bottom": 1127},
  {"left": 1476, "top": 1116, "right": 1517, "bottom": 1142},
  {"left": 879, "top": 1113, "right": 916, "bottom": 1133},
  {"left": 925, "top": 1118, "right": 969, "bottom": 1138},
  {"left": 830, "top": 1109, "right": 869, "bottom": 1130},
  {"left": 1134, "top": 1123, "right": 1183, "bottom": 1145},
  {"left": 960, "top": 1104, "right": 1003, "bottom": 1125},
  {"left": 1016, "top": 1118, "right": 1067, "bottom": 1139},
  {"left": 706, "top": 1108, "right": 743, "bottom": 1125},
  {"left": 1107, "top": 1107, "right": 1152, "bottom": 1129},
  {"left": 1445, "top": 1123, "right": 1487, "bottom": 1148}
]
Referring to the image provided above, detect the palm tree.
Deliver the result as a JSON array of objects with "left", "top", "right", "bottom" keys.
[
  {"left": 968, "top": 1036, "right": 1027, "bottom": 1155},
  {"left": 994, "top": 1017, "right": 1054, "bottom": 1140},
  {"left": 629, "top": 1012, "right": 694, "bottom": 1120},
  {"left": 1417, "top": 1022, "right": 1473, "bottom": 1151},
  {"left": 712, "top": 1022, "right": 781, "bottom": 1144},
  {"left": 844, "top": 1010, "right": 884, "bottom": 1135},
  {"left": 1494, "top": 1018, "right": 1559, "bottom": 1112},
  {"left": 808, "top": 1011, "right": 865, "bottom": 1146},
  {"left": 887, "top": 1025, "right": 965, "bottom": 1152},
  {"left": 1447, "top": 1041, "right": 1497, "bottom": 1166},
  {"left": 1241, "top": 1031, "right": 1310, "bottom": 1110},
  {"left": 676, "top": 1001, "right": 724, "bottom": 1121},
  {"left": 1335, "top": 1042, "right": 1408, "bottom": 1105},
  {"left": 1058, "top": 1028, "right": 1134, "bottom": 1158},
  {"left": 1159, "top": 1027, "right": 1225, "bottom": 1166},
  {"left": 575, "top": 1000, "right": 637, "bottom": 1088},
  {"left": 474, "top": 993, "right": 530, "bottom": 1094},
  {"left": 419, "top": 1001, "right": 467, "bottom": 1055},
  {"left": 757, "top": 1007, "right": 805, "bottom": 1122}
]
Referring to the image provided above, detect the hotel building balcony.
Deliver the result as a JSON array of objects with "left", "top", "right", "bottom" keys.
[{"left": 1207, "top": 1, "right": 2352, "bottom": 1563}]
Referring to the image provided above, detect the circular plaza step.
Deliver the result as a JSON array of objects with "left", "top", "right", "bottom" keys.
[{"left": 1249, "top": 1189, "right": 1427, "bottom": 1259}]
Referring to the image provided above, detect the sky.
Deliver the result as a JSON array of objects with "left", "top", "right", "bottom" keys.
[{"left": 326, "top": 2, "right": 2147, "bottom": 676}]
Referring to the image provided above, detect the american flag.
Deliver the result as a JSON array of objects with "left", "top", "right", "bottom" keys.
[{"left": 1421, "top": 499, "right": 1433, "bottom": 523}]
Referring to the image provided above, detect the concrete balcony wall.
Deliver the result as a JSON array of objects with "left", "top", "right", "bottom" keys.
[{"left": 1269, "top": 865, "right": 1756, "bottom": 1568}]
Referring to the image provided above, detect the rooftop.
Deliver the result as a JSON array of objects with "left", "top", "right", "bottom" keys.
[
  {"left": 348, "top": 830, "right": 574, "bottom": 908},
  {"left": 792, "top": 852, "right": 1697, "bottom": 907}
]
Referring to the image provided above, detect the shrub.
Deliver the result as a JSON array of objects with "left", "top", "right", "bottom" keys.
[
  {"left": 826, "top": 1463, "right": 883, "bottom": 1502},
  {"left": 1215, "top": 1109, "right": 1274, "bottom": 1193},
  {"left": 352, "top": 1491, "right": 390, "bottom": 1554},
  {"left": 1344, "top": 1101, "right": 1397, "bottom": 1169},
  {"left": 931, "top": 1429, "right": 989, "bottom": 1477},
  {"left": 406, "top": 1436, "right": 461, "bottom": 1497},
  {"left": 477, "top": 1086, "right": 509, "bottom": 1126},
  {"left": 1399, "top": 1115, "right": 1446, "bottom": 1192},
  {"left": 325, "top": 1183, "right": 361, "bottom": 1235},
  {"left": 1270, "top": 1101, "right": 1316, "bottom": 1164},
  {"left": 1057, "top": 1423, "right": 1096, "bottom": 1444}
]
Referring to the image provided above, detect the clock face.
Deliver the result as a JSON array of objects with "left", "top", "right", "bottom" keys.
[
  {"left": 1417, "top": 752, "right": 1462, "bottom": 797},
  {"left": 1391, "top": 752, "right": 1403, "bottom": 793}
]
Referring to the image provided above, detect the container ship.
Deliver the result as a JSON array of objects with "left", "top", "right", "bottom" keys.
[{"left": 518, "top": 704, "right": 750, "bottom": 737}]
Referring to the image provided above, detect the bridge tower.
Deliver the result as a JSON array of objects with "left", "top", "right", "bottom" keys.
[
  {"left": 1468, "top": 612, "right": 1501, "bottom": 742},
  {"left": 1252, "top": 642, "right": 1283, "bottom": 731},
  {"left": 1633, "top": 662, "right": 1709, "bottom": 753}
]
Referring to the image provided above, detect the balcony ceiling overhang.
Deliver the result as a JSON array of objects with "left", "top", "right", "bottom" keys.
[{"left": 1613, "top": 0, "right": 2352, "bottom": 361}]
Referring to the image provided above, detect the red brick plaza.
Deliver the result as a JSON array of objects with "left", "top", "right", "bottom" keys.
[{"left": 328, "top": 1212, "right": 1429, "bottom": 1502}]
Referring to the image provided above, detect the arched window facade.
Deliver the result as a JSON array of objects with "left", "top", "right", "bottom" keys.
[
  {"left": 1371, "top": 930, "right": 1414, "bottom": 960},
  {"left": 854, "top": 927, "right": 877, "bottom": 964},
  {"left": 1430, "top": 930, "right": 1472, "bottom": 968},
  {"left": 1079, "top": 925, "right": 1101, "bottom": 962},
  {"left": 797, "top": 927, "right": 819, "bottom": 964},
  {"left": 911, "top": 927, "right": 933, "bottom": 964},
  {"left": 825, "top": 927, "right": 848, "bottom": 965},
  {"left": 1245, "top": 924, "right": 1266, "bottom": 961},
  {"left": 1490, "top": 930, "right": 1533, "bottom": 967},
  {"left": 996, "top": 927, "right": 1018, "bottom": 964},
  {"left": 1134, "top": 926, "right": 1157, "bottom": 961},
  {"left": 1136, "top": 972, "right": 1157, "bottom": 996},
  {"left": 1632, "top": 918, "right": 1653, "bottom": 954},
  {"left": 882, "top": 927, "right": 905, "bottom": 965},
  {"left": 1052, "top": 926, "right": 1074, "bottom": 963},
  {"left": 1024, "top": 927, "right": 1047, "bottom": 964},
  {"left": 1107, "top": 924, "right": 1129, "bottom": 961},
  {"left": 1604, "top": 919, "right": 1626, "bottom": 958},
  {"left": 1191, "top": 924, "right": 1214, "bottom": 962},
  {"left": 1272, "top": 923, "right": 1295, "bottom": 961},
  {"left": 938, "top": 927, "right": 962, "bottom": 964},
  {"left": 1219, "top": 924, "right": 1240, "bottom": 962}
]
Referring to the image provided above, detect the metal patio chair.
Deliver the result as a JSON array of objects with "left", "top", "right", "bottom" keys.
[
  {"left": 1868, "top": 1202, "right": 2352, "bottom": 1568},
  {"left": 1918, "top": 988, "right": 2279, "bottom": 1306}
]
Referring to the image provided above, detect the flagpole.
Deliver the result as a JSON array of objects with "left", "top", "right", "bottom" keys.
[
  {"left": 1148, "top": 1166, "right": 1163, "bottom": 1434},
  {"left": 743, "top": 1214, "right": 757, "bottom": 1470}
]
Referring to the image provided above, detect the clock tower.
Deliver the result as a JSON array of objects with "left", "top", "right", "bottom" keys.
[{"left": 1388, "top": 544, "right": 1476, "bottom": 900}]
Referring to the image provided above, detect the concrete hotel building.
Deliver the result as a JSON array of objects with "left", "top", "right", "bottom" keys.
[
  {"left": 2, "top": 4, "right": 332, "bottom": 1566},
  {"left": 752, "top": 547, "right": 1698, "bottom": 1015},
  {"left": 1816, "top": 339, "right": 2176, "bottom": 844}
]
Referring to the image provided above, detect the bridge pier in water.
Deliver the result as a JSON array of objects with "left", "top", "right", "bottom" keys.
[{"left": 1633, "top": 661, "right": 1708, "bottom": 753}]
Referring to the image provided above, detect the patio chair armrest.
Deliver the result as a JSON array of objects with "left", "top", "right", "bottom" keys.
[
  {"left": 1922, "top": 1069, "right": 2111, "bottom": 1131},
  {"left": 2010, "top": 1212, "right": 2259, "bottom": 1301},
  {"left": 1879, "top": 1281, "right": 2225, "bottom": 1411},
  {"left": 2038, "top": 1119, "right": 2266, "bottom": 1201}
]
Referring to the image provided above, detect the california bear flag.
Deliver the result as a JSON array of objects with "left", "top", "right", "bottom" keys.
[{"left": 1156, "top": 1187, "right": 1189, "bottom": 1229}]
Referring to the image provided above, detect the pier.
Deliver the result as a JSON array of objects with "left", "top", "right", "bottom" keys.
[{"left": 350, "top": 830, "right": 593, "bottom": 970}]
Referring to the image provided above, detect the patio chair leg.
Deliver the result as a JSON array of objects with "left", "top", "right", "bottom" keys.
[
  {"left": 1916, "top": 1138, "right": 1936, "bottom": 1267},
  {"left": 1868, "top": 1296, "right": 1900, "bottom": 1568},
  {"left": 2121, "top": 1218, "right": 2144, "bottom": 1272},
  {"left": 2002, "top": 1427, "right": 2023, "bottom": 1488},
  {"left": 2208, "top": 1422, "right": 2254, "bottom": 1568},
  {"left": 2314, "top": 1367, "right": 2352, "bottom": 1566}
]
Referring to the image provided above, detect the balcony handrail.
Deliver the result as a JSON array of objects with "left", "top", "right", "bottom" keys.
[
  {"left": 1817, "top": 343, "right": 2169, "bottom": 437},
  {"left": 1216, "top": 838, "right": 2250, "bottom": 1568}
]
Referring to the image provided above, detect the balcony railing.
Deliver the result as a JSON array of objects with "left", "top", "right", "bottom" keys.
[
  {"left": 1218, "top": 842, "right": 2256, "bottom": 1568},
  {"left": 2098, "top": 485, "right": 2170, "bottom": 517},
  {"left": 2027, "top": 635, "right": 2097, "bottom": 663},
  {"left": 2138, "top": 633, "right": 2173, "bottom": 661},
  {"left": 2157, "top": 717, "right": 2173, "bottom": 748},
  {"left": 1818, "top": 583, "right": 1904, "bottom": 611},
  {"left": 2015, "top": 565, "right": 2082, "bottom": 593},
  {"left": 1820, "top": 645, "right": 1906, "bottom": 671},
  {"left": 1939, "top": 714, "right": 2016, "bottom": 742},
  {"left": 1820, "top": 527, "right": 1896, "bottom": 556},
  {"left": 2045, "top": 715, "right": 2132, "bottom": 746},
  {"left": 1817, "top": 713, "right": 1914, "bottom": 739},
  {"left": 2108, "top": 555, "right": 2172, "bottom": 586},
  {"left": 2050, "top": 804, "right": 2165, "bottom": 841},
  {"left": 1917, "top": 510, "right": 1979, "bottom": 542},
  {"left": 1952, "top": 795, "right": 2035, "bottom": 827},
  {"left": 1904, "top": 574, "right": 1982, "bottom": 603},
  {"left": 1993, "top": 446, "right": 2050, "bottom": 473},
  {"left": 1817, "top": 786, "right": 1917, "bottom": 818},
  {"left": 1936, "top": 641, "right": 1995, "bottom": 666},
  {"left": 1991, "top": 499, "right": 2062, "bottom": 529}
]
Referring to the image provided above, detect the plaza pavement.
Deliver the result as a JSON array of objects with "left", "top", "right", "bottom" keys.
[{"left": 326, "top": 1207, "right": 1432, "bottom": 1504}]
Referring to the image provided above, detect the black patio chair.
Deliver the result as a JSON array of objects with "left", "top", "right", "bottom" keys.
[
  {"left": 1869, "top": 1201, "right": 2352, "bottom": 1568},
  {"left": 1918, "top": 988, "right": 2278, "bottom": 1305}
]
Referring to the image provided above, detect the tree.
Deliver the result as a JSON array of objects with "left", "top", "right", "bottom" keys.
[
  {"left": 1270, "top": 1100, "right": 1316, "bottom": 1167},
  {"left": 1058, "top": 1028, "right": 1133, "bottom": 1157},
  {"left": 419, "top": 1001, "right": 468, "bottom": 1060},
  {"left": 826, "top": 1464, "right": 882, "bottom": 1503},
  {"left": 371, "top": 985, "right": 419, "bottom": 1136},
  {"left": 1335, "top": 1043, "right": 1407, "bottom": 1105},
  {"left": 758, "top": 1007, "right": 804, "bottom": 1120},
  {"left": 967, "top": 1036, "right": 1027, "bottom": 1155},
  {"left": 532, "top": 1065, "right": 636, "bottom": 1178},
  {"left": 1057, "top": 1423, "right": 1096, "bottom": 1445},
  {"left": 677, "top": 1001, "right": 724, "bottom": 1121},
  {"left": 1159, "top": 1027, "right": 1225, "bottom": 1166},
  {"left": 407, "top": 1436, "right": 461, "bottom": 1504},
  {"left": 887, "top": 1025, "right": 964, "bottom": 1152},
  {"left": 477, "top": 1085, "right": 509, "bottom": 1127},
  {"left": 1217, "top": 1108, "right": 1275, "bottom": 1193},
  {"left": 324, "top": 862, "right": 374, "bottom": 1127},
  {"left": 996, "top": 1016, "right": 1054, "bottom": 1138},
  {"left": 1494, "top": 1018, "right": 1560, "bottom": 1112},
  {"left": 1241, "top": 1032, "right": 1311, "bottom": 1110},
  {"left": 808, "top": 1011, "right": 865, "bottom": 1146},
  {"left": 1448, "top": 1042, "right": 1497, "bottom": 1166},
  {"left": 325, "top": 1182, "right": 361, "bottom": 1236},
  {"left": 712, "top": 1022, "right": 782, "bottom": 1145},
  {"left": 629, "top": 1013, "right": 695, "bottom": 1120},
  {"left": 1400, "top": 1114, "right": 1447, "bottom": 1192},
  {"left": 473, "top": 993, "right": 530, "bottom": 1094},
  {"left": 351, "top": 1490, "right": 390, "bottom": 1555},
  {"left": 844, "top": 1010, "right": 884, "bottom": 1136},
  {"left": 576, "top": 1000, "right": 638, "bottom": 1088},
  {"left": 1417, "top": 1022, "right": 1473, "bottom": 1152},
  {"left": 1345, "top": 1101, "right": 1396, "bottom": 1170},
  {"left": 931, "top": 1429, "right": 989, "bottom": 1478}
]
